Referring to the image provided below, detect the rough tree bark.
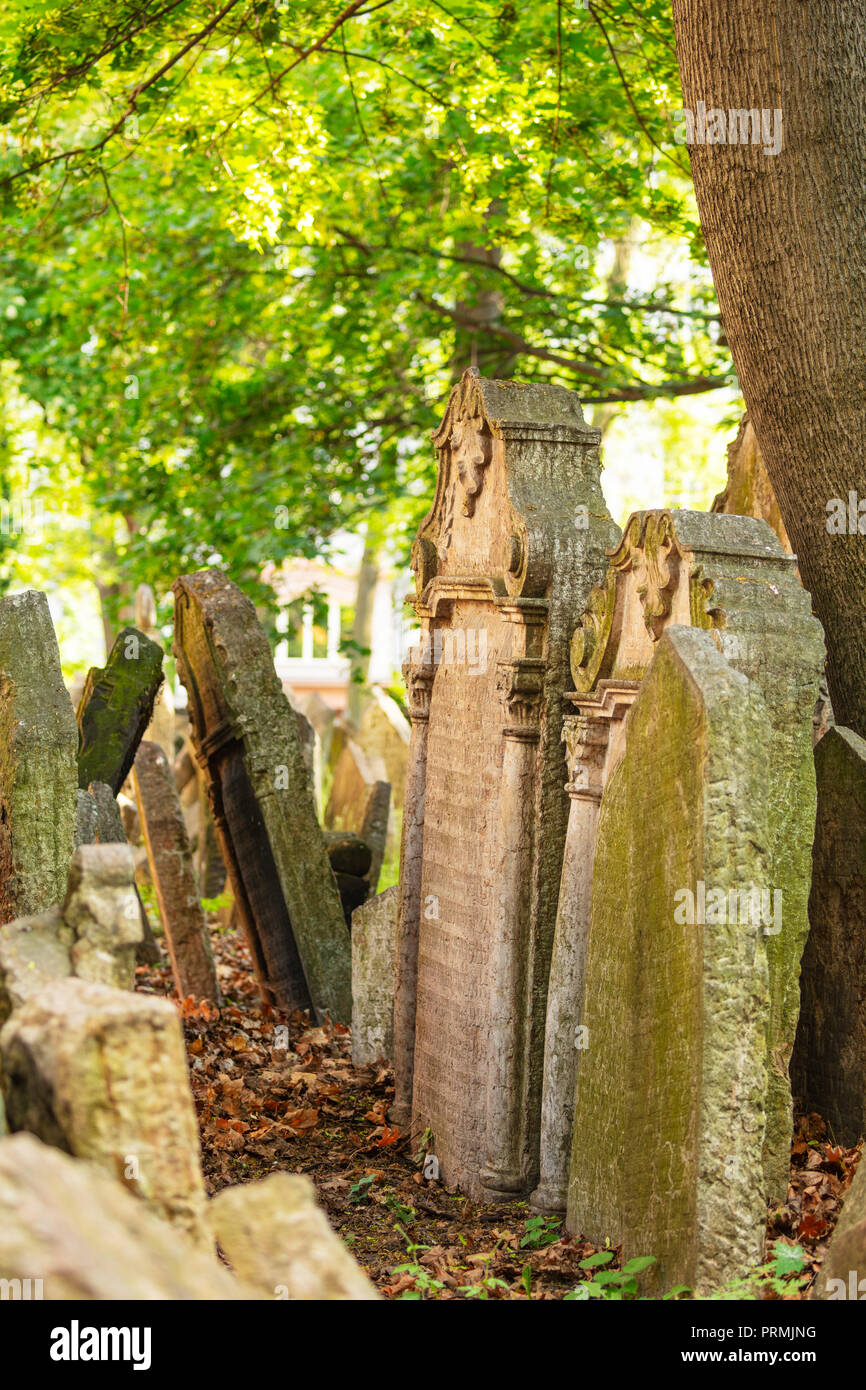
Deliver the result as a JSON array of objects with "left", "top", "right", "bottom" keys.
[{"left": 672, "top": 1, "right": 866, "bottom": 735}]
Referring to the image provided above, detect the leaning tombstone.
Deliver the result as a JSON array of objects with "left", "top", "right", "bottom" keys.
[
  {"left": 566, "top": 626, "right": 771, "bottom": 1295},
  {"left": 76, "top": 625, "right": 164, "bottom": 794},
  {"left": 173, "top": 569, "right": 350, "bottom": 1021},
  {"left": 792, "top": 726, "right": 866, "bottom": 1146},
  {"left": 0, "top": 590, "right": 79, "bottom": 924},
  {"left": 64, "top": 843, "right": 142, "bottom": 990},
  {"left": 134, "top": 583, "right": 176, "bottom": 761},
  {"left": 392, "top": 368, "right": 619, "bottom": 1199},
  {"left": 133, "top": 742, "right": 222, "bottom": 1006},
  {"left": 533, "top": 510, "right": 825, "bottom": 1215},
  {"left": 351, "top": 885, "right": 398, "bottom": 1065}
]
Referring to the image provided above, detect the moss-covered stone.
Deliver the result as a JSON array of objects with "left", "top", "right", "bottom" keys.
[
  {"left": 566, "top": 627, "right": 769, "bottom": 1295},
  {"left": 0, "top": 590, "right": 78, "bottom": 924},
  {"left": 76, "top": 626, "right": 164, "bottom": 794}
]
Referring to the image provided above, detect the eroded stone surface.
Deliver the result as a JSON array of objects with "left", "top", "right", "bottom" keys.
[
  {"left": 393, "top": 369, "right": 618, "bottom": 1199},
  {"left": 76, "top": 625, "right": 164, "bottom": 795},
  {"left": 1, "top": 977, "right": 208, "bottom": 1244},
  {"left": 133, "top": 741, "right": 221, "bottom": 1005},
  {"left": 64, "top": 843, "right": 142, "bottom": 990},
  {"left": 0, "top": 1133, "right": 247, "bottom": 1299},
  {"left": 0, "top": 590, "right": 78, "bottom": 924},
  {"left": 792, "top": 726, "right": 866, "bottom": 1145},
  {"left": 173, "top": 569, "right": 350, "bottom": 1021},
  {"left": 209, "top": 1173, "right": 378, "bottom": 1300},
  {"left": 566, "top": 627, "right": 770, "bottom": 1295},
  {"left": 352, "top": 886, "right": 398, "bottom": 1065}
]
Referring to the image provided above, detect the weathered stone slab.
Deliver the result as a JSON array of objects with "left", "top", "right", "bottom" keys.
[
  {"left": 711, "top": 412, "right": 792, "bottom": 553},
  {"left": 792, "top": 726, "right": 866, "bottom": 1146},
  {"left": 173, "top": 569, "right": 350, "bottom": 1021},
  {"left": 88, "top": 779, "right": 161, "bottom": 966},
  {"left": 133, "top": 741, "right": 221, "bottom": 1005},
  {"left": 535, "top": 509, "right": 825, "bottom": 1212},
  {"left": 0, "top": 907, "right": 71, "bottom": 1026},
  {"left": 358, "top": 686, "right": 410, "bottom": 812},
  {"left": 134, "top": 583, "right": 176, "bottom": 761},
  {"left": 566, "top": 626, "right": 770, "bottom": 1295},
  {"left": 74, "top": 788, "right": 98, "bottom": 847},
  {"left": 811, "top": 1155, "right": 866, "bottom": 1299},
  {"left": 325, "top": 738, "right": 390, "bottom": 846},
  {"left": 1, "top": 977, "right": 208, "bottom": 1244},
  {"left": 76, "top": 625, "right": 164, "bottom": 794},
  {"left": 360, "top": 778, "right": 390, "bottom": 895},
  {"left": 0, "top": 1134, "right": 248, "bottom": 1300},
  {"left": 64, "top": 843, "right": 142, "bottom": 990},
  {"left": 209, "top": 1173, "right": 379, "bottom": 1299},
  {"left": 352, "top": 886, "right": 398, "bottom": 1065},
  {"left": 0, "top": 590, "right": 79, "bottom": 923},
  {"left": 0, "top": 843, "right": 142, "bottom": 1020},
  {"left": 393, "top": 369, "right": 619, "bottom": 1199}
]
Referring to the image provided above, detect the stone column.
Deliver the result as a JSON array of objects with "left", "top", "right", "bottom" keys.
[
  {"left": 531, "top": 684, "right": 636, "bottom": 1212},
  {"left": 531, "top": 712, "right": 607, "bottom": 1212},
  {"left": 480, "top": 653, "right": 543, "bottom": 1198},
  {"left": 390, "top": 644, "right": 434, "bottom": 1129}
]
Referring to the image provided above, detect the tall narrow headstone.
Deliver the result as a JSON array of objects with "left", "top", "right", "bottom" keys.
[
  {"left": 533, "top": 510, "right": 824, "bottom": 1212},
  {"left": 133, "top": 741, "right": 222, "bottom": 1006},
  {"left": 392, "top": 369, "right": 618, "bottom": 1198},
  {"left": 792, "top": 726, "right": 866, "bottom": 1145},
  {"left": 566, "top": 627, "right": 770, "bottom": 1296},
  {"left": 172, "top": 569, "right": 350, "bottom": 1021},
  {"left": 76, "top": 626, "right": 164, "bottom": 794},
  {"left": 351, "top": 886, "right": 398, "bottom": 1065},
  {"left": 0, "top": 591, "right": 78, "bottom": 924}
]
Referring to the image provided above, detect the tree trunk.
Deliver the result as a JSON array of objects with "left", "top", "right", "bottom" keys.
[{"left": 672, "top": 1, "right": 866, "bottom": 736}]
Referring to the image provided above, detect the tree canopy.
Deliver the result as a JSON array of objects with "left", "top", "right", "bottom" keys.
[{"left": 0, "top": 0, "right": 734, "bottom": 627}]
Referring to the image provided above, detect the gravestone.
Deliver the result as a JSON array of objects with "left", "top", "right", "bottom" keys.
[
  {"left": 0, "top": 844, "right": 143, "bottom": 1022},
  {"left": 360, "top": 780, "right": 390, "bottom": 895},
  {"left": 133, "top": 741, "right": 222, "bottom": 1006},
  {"left": 1, "top": 976, "right": 208, "bottom": 1245},
  {"left": 0, "top": 590, "right": 79, "bottom": 924},
  {"left": 358, "top": 687, "right": 410, "bottom": 812},
  {"left": 326, "top": 740, "right": 390, "bottom": 837},
  {"left": 64, "top": 843, "right": 142, "bottom": 990},
  {"left": 792, "top": 726, "right": 866, "bottom": 1145},
  {"left": 88, "top": 779, "right": 161, "bottom": 966},
  {"left": 351, "top": 886, "right": 398, "bottom": 1065},
  {"left": 134, "top": 584, "right": 176, "bottom": 761},
  {"left": 74, "top": 788, "right": 99, "bottom": 847},
  {"left": 76, "top": 625, "right": 164, "bottom": 794},
  {"left": 173, "top": 569, "right": 350, "bottom": 1021},
  {"left": 392, "top": 368, "right": 619, "bottom": 1199},
  {"left": 533, "top": 510, "right": 824, "bottom": 1213},
  {"left": 566, "top": 626, "right": 770, "bottom": 1295}
]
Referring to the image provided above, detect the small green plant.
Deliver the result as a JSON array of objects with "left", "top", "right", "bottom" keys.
[
  {"left": 699, "top": 1242, "right": 807, "bottom": 1301},
  {"left": 565, "top": 1251, "right": 663, "bottom": 1300},
  {"left": 521, "top": 1265, "right": 532, "bottom": 1298},
  {"left": 457, "top": 1253, "right": 510, "bottom": 1299},
  {"left": 392, "top": 1261, "right": 446, "bottom": 1299},
  {"left": 201, "top": 890, "right": 232, "bottom": 914},
  {"left": 384, "top": 1193, "right": 417, "bottom": 1225},
  {"left": 520, "top": 1214, "right": 563, "bottom": 1250},
  {"left": 349, "top": 1175, "right": 375, "bottom": 1204}
]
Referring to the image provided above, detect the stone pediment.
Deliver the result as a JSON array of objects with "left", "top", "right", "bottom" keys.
[
  {"left": 570, "top": 508, "right": 815, "bottom": 694},
  {"left": 412, "top": 367, "right": 608, "bottom": 601}
]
